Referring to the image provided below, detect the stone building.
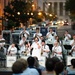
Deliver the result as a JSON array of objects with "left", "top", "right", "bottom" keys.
[{"left": 37, "top": 0, "right": 71, "bottom": 24}]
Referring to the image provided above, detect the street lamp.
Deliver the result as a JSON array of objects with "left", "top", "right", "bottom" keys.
[
  {"left": 48, "top": 3, "right": 50, "bottom": 6},
  {"left": 38, "top": 12, "right": 42, "bottom": 16},
  {"left": 27, "top": 13, "right": 29, "bottom": 15},
  {"left": 31, "top": 12, "right": 33, "bottom": 15},
  {"left": 17, "top": 12, "right": 20, "bottom": 15},
  {"left": 49, "top": 14, "right": 52, "bottom": 17},
  {"left": 32, "top": 4, "right": 35, "bottom": 7}
]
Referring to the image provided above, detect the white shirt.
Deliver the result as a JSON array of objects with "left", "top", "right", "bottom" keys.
[
  {"left": 33, "top": 33, "right": 42, "bottom": 38},
  {"left": 21, "top": 68, "right": 39, "bottom": 75},
  {"left": 46, "top": 32, "right": 57, "bottom": 43},
  {"left": 0, "top": 38, "right": 5, "bottom": 48},
  {"left": 8, "top": 45, "right": 17, "bottom": 55},
  {"left": 52, "top": 45, "right": 62, "bottom": 57},
  {"left": 64, "top": 34, "right": 71, "bottom": 41},
  {"left": 20, "top": 30, "right": 29, "bottom": 39},
  {"left": 25, "top": 46, "right": 31, "bottom": 56},
  {"left": 31, "top": 42, "right": 41, "bottom": 60},
  {"left": 33, "top": 33, "right": 42, "bottom": 42},
  {"left": 71, "top": 45, "right": 75, "bottom": 56},
  {"left": 53, "top": 40, "right": 61, "bottom": 45},
  {"left": 41, "top": 45, "right": 50, "bottom": 57},
  {"left": 19, "top": 39, "right": 25, "bottom": 53},
  {"left": 70, "top": 40, "right": 75, "bottom": 46}
]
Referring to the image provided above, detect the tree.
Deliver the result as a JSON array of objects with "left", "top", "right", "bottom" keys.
[
  {"left": 65, "top": 0, "right": 75, "bottom": 20},
  {"left": 33, "top": 11, "right": 46, "bottom": 22},
  {"left": 4, "top": 0, "right": 33, "bottom": 29}
]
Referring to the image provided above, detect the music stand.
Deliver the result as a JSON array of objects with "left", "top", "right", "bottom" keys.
[{"left": 64, "top": 45, "right": 72, "bottom": 55}]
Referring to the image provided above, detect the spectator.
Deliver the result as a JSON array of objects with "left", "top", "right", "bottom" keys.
[
  {"left": 18, "top": 58, "right": 39, "bottom": 75},
  {"left": 27, "top": 56, "right": 41, "bottom": 75},
  {"left": 51, "top": 56, "right": 60, "bottom": 67},
  {"left": 12, "top": 58, "right": 39, "bottom": 75},
  {"left": 54, "top": 62, "right": 64, "bottom": 75},
  {"left": 66, "top": 59, "right": 75, "bottom": 74},
  {"left": 42, "top": 58, "right": 56, "bottom": 75},
  {"left": 34, "top": 56, "right": 46, "bottom": 71},
  {"left": 12, "top": 60, "right": 25, "bottom": 75}
]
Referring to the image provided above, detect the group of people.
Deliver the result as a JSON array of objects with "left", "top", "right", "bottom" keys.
[
  {"left": 0, "top": 26, "right": 75, "bottom": 75},
  {"left": 12, "top": 56, "right": 65, "bottom": 75},
  {"left": 12, "top": 55, "right": 75, "bottom": 75},
  {"left": 0, "top": 26, "right": 75, "bottom": 61}
]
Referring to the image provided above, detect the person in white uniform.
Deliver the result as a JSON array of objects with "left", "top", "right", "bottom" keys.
[
  {"left": 41, "top": 40, "right": 50, "bottom": 58},
  {"left": 23, "top": 41, "right": 31, "bottom": 56},
  {"left": 46, "top": 28, "right": 57, "bottom": 52},
  {"left": 0, "top": 35, "right": 6, "bottom": 58},
  {"left": 30, "top": 37, "right": 41, "bottom": 60},
  {"left": 0, "top": 35, "right": 6, "bottom": 54},
  {"left": 20, "top": 26, "right": 29, "bottom": 39},
  {"left": 70, "top": 45, "right": 75, "bottom": 56},
  {"left": 0, "top": 35, "right": 5, "bottom": 48},
  {"left": 19, "top": 36, "right": 26, "bottom": 54},
  {"left": 64, "top": 30, "right": 71, "bottom": 41},
  {"left": 54, "top": 36, "right": 61, "bottom": 45},
  {"left": 70, "top": 34, "right": 75, "bottom": 56},
  {"left": 52, "top": 41, "right": 62, "bottom": 60},
  {"left": 33, "top": 27, "right": 42, "bottom": 42},
  {"left": 46, "top": 28, "right": 57, "bottom": 43},
  {"left": 70, "top": 34, "right": 75, "bottom": 46},
  {"left": 7, "top": 43, "right": 17, "bottom": 55}
]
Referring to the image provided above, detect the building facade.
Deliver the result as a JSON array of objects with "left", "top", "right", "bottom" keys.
[{"left": 37, "top": 0, "right": 71, "bottom": 23}]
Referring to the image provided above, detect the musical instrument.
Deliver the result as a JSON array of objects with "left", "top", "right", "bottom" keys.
[{"left": 0, "top": 40, "right": 5, "bottom": 43}]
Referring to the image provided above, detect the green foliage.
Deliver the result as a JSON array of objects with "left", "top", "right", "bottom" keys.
[
  {"left": 3, "top": 0, "right": 46, "bottom": 29},
  {"left": 65, "top": 0, "right": 75, "bottom": 12},
  {"left": 32, "top": 19, "right": 37, "bottom": 24},
  {"left": 65, "top": 0, "right": 75, "bottom": 20},
  {"left": 4, "top": 0, "right": 32, "bottom": 29},
  {"left": 33, "top": 11, "right": 46, "bottom": 22},
  {"left": 7, "top": 20, "right": 16, "bottom": 29}
]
